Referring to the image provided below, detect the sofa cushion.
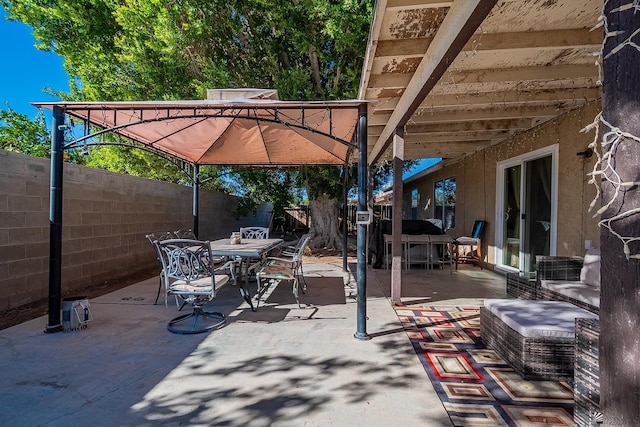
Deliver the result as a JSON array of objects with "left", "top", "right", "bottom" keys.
[
  {"left": 541, "top": 280, "right": 601, "bottom": 309},
  {"left": 580, "top": 248, "right": 601, "bottom": 288},
  {"left": 483, "top": 299, "right": 598, "bottom": 339}
]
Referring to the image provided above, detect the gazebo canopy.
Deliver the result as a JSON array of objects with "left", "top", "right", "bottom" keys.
[{"left": 34, "top": 95, "right": 365, "bottom": 166}]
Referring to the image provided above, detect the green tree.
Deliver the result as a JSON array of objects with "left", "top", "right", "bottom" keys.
[
  {"left": 0, "top": 106, "right": 50, "bottom": 157},
  {"left": 230, "top": 167, "right": 298, "bottom": 218},
  {"left": 2, "top": 0, "right": 377, "bottom": 248}
]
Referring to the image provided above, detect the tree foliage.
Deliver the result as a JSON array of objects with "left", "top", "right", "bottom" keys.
[
  {"left": 2, "top": 0, "right": 372, "bottom": 101},
  {"left": 229, "top": 167, "right": 301, "bottom": 218},
  {"left": 1, "top": 0, "right": 395, "bottom": 247},
  {"left": 0, "top": 106, "right": 50, "bottom": 157}
]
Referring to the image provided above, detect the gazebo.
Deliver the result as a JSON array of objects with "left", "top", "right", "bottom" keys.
[{"left": 34, "top": 89, "right": 371, "bottom": 339}]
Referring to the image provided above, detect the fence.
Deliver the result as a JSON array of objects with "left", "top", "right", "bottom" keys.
[{"left": 0, "top": 149, "right": 250, "bottom": 312}]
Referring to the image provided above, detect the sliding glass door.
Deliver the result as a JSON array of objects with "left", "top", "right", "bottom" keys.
[
  {"left": 496, "top": 146, "right": 557, "bottom": 273},
  {"left": 523, "top": 155, "right": 553, "bottom": 271},
  {"left": 502, "top": 165, "right": 521, "bottom": 269}
]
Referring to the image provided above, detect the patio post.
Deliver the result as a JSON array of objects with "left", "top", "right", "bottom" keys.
[
  {"left": 598, "top": 4, "right": 640, "bottom": 422},
  {"left": 354, "top": 103, "right": 370, "bottom": 340},
  {"left": 45, "top": 105, "right": 65, "bottom": 333},
  {"left": 192, "top": 165, "right": 199, "bottom": 238},
  {"left": 342, "top": 165, "right": 348, "bottom": 271},
  {"left": 390, "top": 129, "right": 404, "bottom": 304}
]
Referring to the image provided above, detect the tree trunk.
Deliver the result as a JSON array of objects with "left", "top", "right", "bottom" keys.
[
  {"left": 308, "top": 44, "right": 322, "bottom": 95},
  {"left": 308, "top": 193, "right": 342, "bottom": 250},
  {"left": 600, "top": 2, "right": 640, "bottom": 425}
]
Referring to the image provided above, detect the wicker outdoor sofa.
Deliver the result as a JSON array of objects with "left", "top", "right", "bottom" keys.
[
  {"left": 535, "top": 248, "right": 601, "bottom": 314},
  {"left": 493, "top": 251, "right": 603, "bottom": 426},
  {"left": 480, "top": 299, "right": 598, "bottom": 383}
]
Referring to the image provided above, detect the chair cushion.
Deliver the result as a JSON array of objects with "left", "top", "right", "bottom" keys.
[
  {"left": 169, "top": 275, "right": 229, "bottom": 292},
  {"left": 483, "top": 299, "right": 598, "bottom": 339},
  {"left": 580, "top": 248, "right": 601, "bottom": 288},
  {"left": 455, "top": 237, "right": 480, "bottom": 245},
  {"left": 257, "top": 265, "right": 294, "bottom": 279},
  {"left": 541, "top": 280, "right": 600, "bottom": 308}
]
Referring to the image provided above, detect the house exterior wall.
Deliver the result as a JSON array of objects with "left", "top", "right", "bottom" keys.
[
  {"left": 0, "top": 150, "right": 246, "bottom": 311},
  {"left": 403, "top": 101, "right": 601, "bottom": 269}
]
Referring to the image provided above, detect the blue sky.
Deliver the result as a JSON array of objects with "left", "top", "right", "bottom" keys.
[
  {"left": 404, "top": 158, "right": 439, "bottom": 179},
  {"left": 1, "top": 9, "right": 70, "bottom": 118}
]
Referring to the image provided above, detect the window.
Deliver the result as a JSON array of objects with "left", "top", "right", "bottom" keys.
[
  {"left": 411, "top": 189, "right": 419, "bottom": 220},
  {"left": 434, "top": 178, "right": 455, "bottom": 230}
]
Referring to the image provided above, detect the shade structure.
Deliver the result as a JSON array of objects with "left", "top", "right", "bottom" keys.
[
  {"left": 33, "top": 99, "right": 364, "bottom": 166},
  {"left": 37, "top": 97, "right": 370, "bottom": 341}
]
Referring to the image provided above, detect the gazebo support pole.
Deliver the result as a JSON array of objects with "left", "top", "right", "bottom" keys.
[
  {"left": 45, "top": 106, "right": 65, "bottom": 333},
  {"left": 342, "top": 165, "right": 348, "bottom": 272},
  {"left": 354, "top": 103, "right": 370, "bottom": 341},
  {"left": 192, "top": 165, "right": 199, "bottom": 238}
]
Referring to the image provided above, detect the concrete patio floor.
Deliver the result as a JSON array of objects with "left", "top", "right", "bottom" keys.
[{"left": 0, "top": 257, "right": 507, "bottom": 426}]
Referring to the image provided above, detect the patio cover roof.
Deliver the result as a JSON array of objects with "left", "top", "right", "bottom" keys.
[
  {"left": 33, "top": 97, "right": 365, "bottom": 166},
  {"left": 359, "top": 0, "right": 603, "bottom": 164}
]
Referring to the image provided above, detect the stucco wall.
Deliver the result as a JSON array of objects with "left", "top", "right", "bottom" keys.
[
  {"left": 403, "top": 101, "right": 601, "bottom": 268},
  {"left": 0, "top": 150, "right": 249, "bottom": 311}
]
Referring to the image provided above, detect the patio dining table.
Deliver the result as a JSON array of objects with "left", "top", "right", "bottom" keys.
[{"left": 209, "top": 237, "right": 283, "bottom": 311}]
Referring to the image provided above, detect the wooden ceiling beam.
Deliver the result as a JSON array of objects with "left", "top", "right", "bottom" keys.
[
  {"left": 447, "top": 64, "right": 599, "bottom": 84},
  {"left": 370, "top": 113, "right": 393, "bottom": 126},
  {"left": 406, "top": 118, "right": 536, "bottom": 133},
  {"left": 368, "top": 63, "right": 598, "bottom": 88},
  {"left": 364, "top": 78, "right": 601, "bottom": 100},
  {"left": 375, "top": 28, "right": 601, "bottom": 58},
  {"left": 370, "top": 0, "right": 499, "bottom": 164},
  {"left": 404, "top": 146, "right": 487, "bottom": 158},
  {"left": 357, "top": 0, "right": 389, "bottom": 99},
  {"left": 386, "top": 0, "right": 453, "bottom": 10},
  {"left": 376, "top": 38, "right": 432, "bottom": 57},
  {"left": 404, "top": 131, "right": 510, "bottom": 143},
  {"left": 467, "top": 28, "right": 602, "bottom": 51},
  {"left": 407, "top": 104, "right": 567, "bottom": 123},
  {"left": 405, "top": 140, "right": 493, "bottom": 150},
  {"left": 371, "top": 105, "right": 574, "bottom": 132},
  {"left": 428, "top": 77, "right": 599, "bottom": 96},
  {"left": 422, "top": 90, "right": 599, "bottom": 109},
  {"left": 372, "top": 103, "right": 575, "bottom": 131},
  {"left": 372, "top": 87, "right": 601, "bottom": 111}
]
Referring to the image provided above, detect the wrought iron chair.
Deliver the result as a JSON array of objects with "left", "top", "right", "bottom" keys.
[
  {"left": 239, "top": 226, "right": 270, "bottom": 239},
  {"left": 175, "top": 227, "right": 234, "bottom": 269},
  {"left": 273, "top": 215, "right": 286, "bottom": 236},
  {"left": 256, "top": 234, "right": 311, "bottom": 308},
  {"left": 453, "top": 220, "right": 486, "bottom": 270},
  {"left": 174, "top": 228, "right": 197, "bottom": 239},
  {"left": 238, "top": 226, "right": 270, "bottom": 276},
  {"left": 279, "top": 233, "right": 311, "bottom": 284},
  {"left": 145, "top": 231, "right": 174, "bottom": 304},
  {"left": 157, "top": 239, "right": 235, "bottom": 334}
]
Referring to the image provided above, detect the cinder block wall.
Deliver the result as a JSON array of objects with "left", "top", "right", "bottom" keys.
[{"left": 0, "top": 150, "right": 245, "bottom": 311}]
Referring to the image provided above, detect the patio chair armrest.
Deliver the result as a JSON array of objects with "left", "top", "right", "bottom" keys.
[
  {"left": 265, "top": 256, "right": 296, "bottom": 267},
  {"left": 282, "top": 243, "right": 297, "bottom": 252},
  {"left": 214, "top": 260, "right": 237, "bottom": 281}
]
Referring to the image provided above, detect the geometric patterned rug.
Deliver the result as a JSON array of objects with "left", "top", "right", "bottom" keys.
[{"left": 396, "top": 306, "right": 575, "bottom": 427}]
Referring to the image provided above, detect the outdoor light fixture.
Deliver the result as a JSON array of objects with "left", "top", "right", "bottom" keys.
[
  {"left": 356, "top": 210, "right": 372, "bottom": 225},
  {"left": 576, "top": 147, "right": 594, "bottom": 159}
]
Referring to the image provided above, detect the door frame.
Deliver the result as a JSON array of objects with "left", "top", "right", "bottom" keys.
[{"left": 494, "top": 144, "right": 559, "bottom": 273}]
